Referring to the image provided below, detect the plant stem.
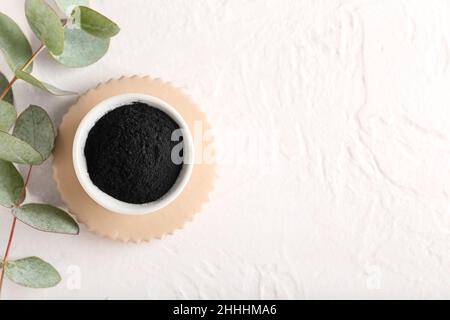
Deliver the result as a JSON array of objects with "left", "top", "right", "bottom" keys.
[
  {"left": 0, "top": 165, "right": 33, "bottom": 299},
  {"left": 22, "top": 44, "right": 45, "bottom": 72},
  {"left": 16, "top": 165, "right": 33, "bottom": 207},
  {"left": 0, "top": 218, "right": 17, "bottom": 298},
  {"left": 0, "top": 43, "right": 45, "bottom": 101},
  {"left": 0, "top": 76, "right": 17, "bottom": 101}
]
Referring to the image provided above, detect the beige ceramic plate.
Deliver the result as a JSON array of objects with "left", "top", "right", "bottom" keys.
[{"left": 52, "top": 76, "right": 216, "bottom": 242}]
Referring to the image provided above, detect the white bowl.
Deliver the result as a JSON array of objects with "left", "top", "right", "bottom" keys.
[{"left": 73, "top": 93, "right": 194, "bottom": 215}]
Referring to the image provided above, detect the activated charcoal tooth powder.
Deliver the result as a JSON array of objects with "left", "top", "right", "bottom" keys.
[{"left": 84, "top": 102, "right": 183, "bottom": 204}]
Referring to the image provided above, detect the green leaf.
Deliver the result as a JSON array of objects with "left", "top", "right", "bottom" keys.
[
  {"left": 0, "top": 12, "right": 33, "bottom": 72},
  {"left": 55, "top": 0, "right": 89, "bottom": 16},
  {"left": 15, "top": 70, "right": 76, "bottom": 96},
  {"left": 13, "top": 203, "right": 79, "bottom": 235},
  {"left": 73, "top": 6, "right": 120, "bottom": 38},
  {"left": 0, "top": 101, "right": 16, "bottom": 132},
  {"left": 5, "top": 257, "right": 61, "bottom": 288},
  {"left": 0, "top": 160, "right": 23, "bottom": 208},
  {"left": 51, "top": 26, "right": 109, "bottom": 68},
  {"left": 25, "top": 0, "right": 64, "bottom": 55},
  {"left": 0, "top": 131, "right": 42, "bottom": 165},
  {"left": 13, "top": 105, "right": 55, "bottom": 161},
  {"left": 0, "top": 71, "right": 14, "bottom": 105}
]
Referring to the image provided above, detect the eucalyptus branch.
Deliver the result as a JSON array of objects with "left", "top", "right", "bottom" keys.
[
  {"left": 0, "top": 43, "right": 45, "bottom": 297},
  {"left": 0, "top": 165, "right": 32, "bottom": 298},
  {"left": 0, "top": 0, "right": 119, "bottom": 297}
]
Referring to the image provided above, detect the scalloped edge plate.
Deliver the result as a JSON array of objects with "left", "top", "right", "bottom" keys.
[{"left": 52, "top": 76, "right": 216, "bottom": 242}]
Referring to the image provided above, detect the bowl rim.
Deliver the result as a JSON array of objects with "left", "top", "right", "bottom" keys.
[{"left": 72, "top": 93, "right": 195, "bottom": 215}]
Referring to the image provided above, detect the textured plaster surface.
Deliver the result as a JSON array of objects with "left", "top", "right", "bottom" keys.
[{"left": 1, "top": 0, "right": 450, "bottom": 299}]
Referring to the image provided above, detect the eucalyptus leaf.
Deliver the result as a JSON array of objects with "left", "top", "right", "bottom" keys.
[
  {"left": 55, "top": 0, "right": 89, "bottom": 16},
  {"left": 0, "top": 131, "right": 42, "bottom": 165},
  {"left": 51, "top": 27, "right": 109, "bottom": 68},
  {"left": 13, "top": 105, "right": 55, "bottom": 161},
  {"left": 0, "top": 101, "right": 16, "bottom": 132},
  {"left": 13, "top": 204, "right": 79, "bottom": 235},
  {"left": 25, "top": 0, "right": 64, "bottom": 55},
  {"left": 0, "top": 71, "right": 14, "bottom": 104},
  {"left": 5, "top": 256, "right": 61, "bottom": 288},
  {"left": 0, "top": 12, "right": 33, "bottom": 72},
  {"left": 15, "top": 70, "right": 76, "bottom": 96},
  {"left": 73, "top": 6, "right": 120, "bottom": 38},
  {"left": 0, "top": 160, "right": 23, "bottom": 208}
]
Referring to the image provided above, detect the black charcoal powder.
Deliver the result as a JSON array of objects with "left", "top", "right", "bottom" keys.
[{"left": 84, "top": 102, "right": 183, "bottom": 204}]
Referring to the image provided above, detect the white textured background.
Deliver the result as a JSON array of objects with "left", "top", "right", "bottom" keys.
[{"left": 1, "top": 0, "right": 450, "bottom": 299}]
